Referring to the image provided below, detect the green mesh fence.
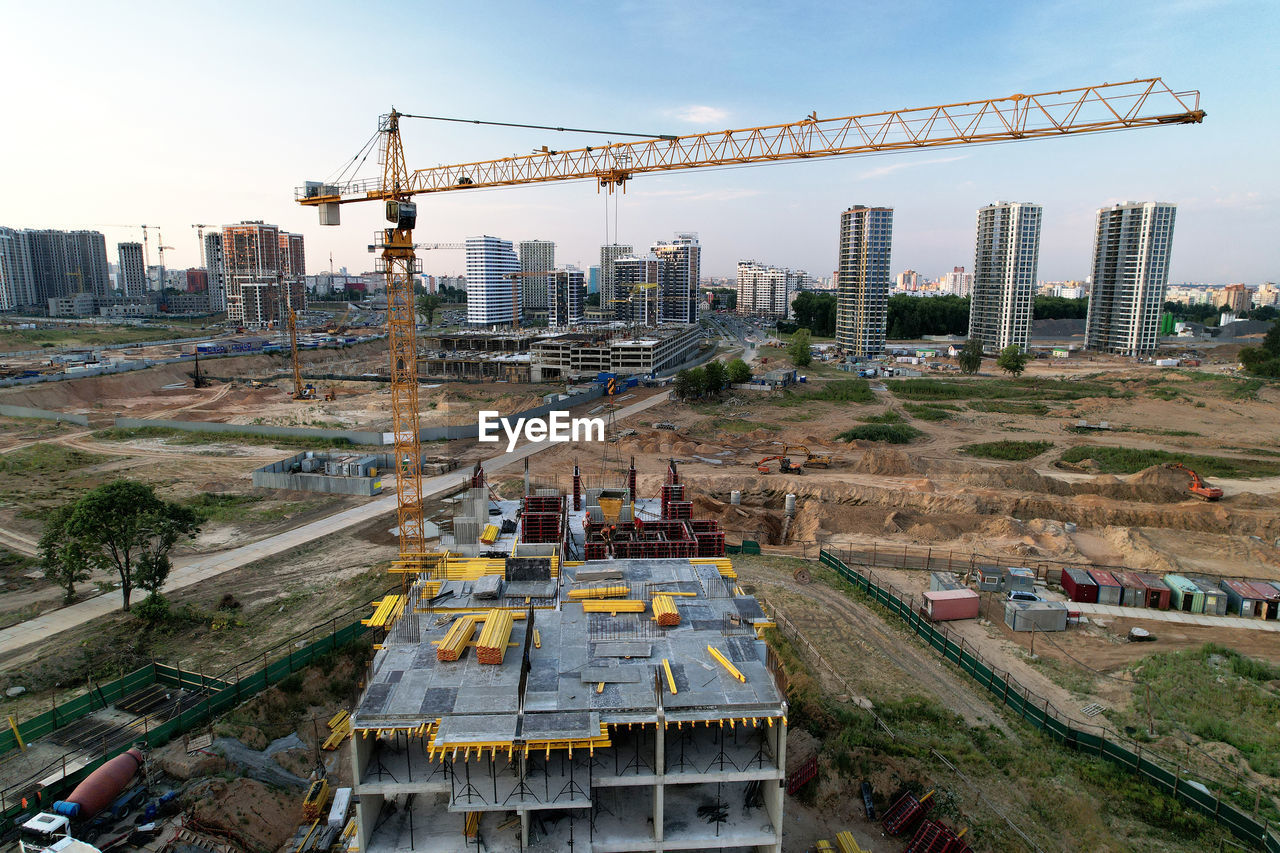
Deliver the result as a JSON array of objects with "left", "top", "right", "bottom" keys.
[{"left": 818, "top": 549, "right": 1279, "bottom": 850}]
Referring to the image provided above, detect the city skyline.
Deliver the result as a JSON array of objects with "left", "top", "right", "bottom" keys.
[{"left": 0, "top": 2, "right": 1274, "bottom": 286}]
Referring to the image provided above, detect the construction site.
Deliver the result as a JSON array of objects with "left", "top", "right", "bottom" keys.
[{"left": 2, "top": 75, "right": 1280, "bottom": 853}]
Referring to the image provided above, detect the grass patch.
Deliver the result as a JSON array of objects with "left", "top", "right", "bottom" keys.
[
  {"left": 890, "top": 377, "right": 1131, "bottom": 402},
  {"left": 860, "top": 410, "right": 903, "bottom": 424},
  {"left": 93, "top": 426, "right": 380, "bottom": 451},
  {"left": 961, "top": 440, "right": 1054, "bottom": 461},
  {"left": 1122, "top": 427, "right": 1202, "bottom": 437},
  {"left": 902, "top": 403, "right": 954, "bottom": 421},
  {"left": 1120, "top": 644, "right": 1280, "bottom": 777},
  {"left": 186, "top": 492, "right": 266, "bottom": 523},
  {"left": 1059, "top": 445, "right": 1280, "bottom": 478},
  {"left": 773, "top": 379, "right": 874, "bottom": 406},
  {"left": 0, "top": 444, "right": 107, "bottom": 475},
  {"left": 835, "top": 424, "right": 923, "bottom": 444},
  {"left": 968, "top": 399, "right": 1051, "bottom": 415},
  {"left": 0, "top": 325, "right": 193, "bottom": 350}
]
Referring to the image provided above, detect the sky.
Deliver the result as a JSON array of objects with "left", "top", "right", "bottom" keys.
[{"left": 1, "top": 0, "right": 1276, "bottom": 284}]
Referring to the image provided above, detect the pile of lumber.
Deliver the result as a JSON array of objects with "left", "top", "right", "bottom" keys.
[
  {"left": 437, "top": 615, "right": 479, "bottom": 662},
  {"left": 567, "top": 585, "right": 628, "bottom": 600},
  {"left": 476, "top": 609, "right": 514, "bottom": 665},
  {"left": 652, "top": 595, "right": 680, "bottom": 627}
]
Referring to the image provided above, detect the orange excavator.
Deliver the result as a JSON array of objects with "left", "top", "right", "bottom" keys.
[
  {"left": 1166, "top": 462, "right": 1223, "bottom": 501},
  {"left": 757, "top": 455, "right": 803, "bottom": 475}
]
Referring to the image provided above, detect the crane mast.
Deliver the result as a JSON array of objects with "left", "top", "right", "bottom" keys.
[{"left": 298, "top": 79, "right": 1204, "bottom": 565}]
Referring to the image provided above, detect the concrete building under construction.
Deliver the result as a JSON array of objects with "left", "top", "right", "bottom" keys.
[{"left": 349, "top": 462, "right": 788, "bottom": 853}]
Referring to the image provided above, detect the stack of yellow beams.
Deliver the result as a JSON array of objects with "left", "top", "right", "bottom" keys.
[
  {"left": 835, "top": 831, "right": 866, "bottom": 853},
  {"left": 362, "top": 595, "right": 405, "bottom": 628},
  {"left": 581, "top": 599, "right": 646, "bottom": 614},
  {"left": 816, "top": 841, "right": 835, "bottom": 852},
  {"left": 567, "top": 585, "right": 628, "bottom": 600},
  {"left": 437, "top": 615, "right": 479, "bottom": 662},
  {"left": 476, "top": 609, "right": 514, "bottom": 664},
  {"left": 691, "top": 557, "right": 737, "bottom": 579},
  {"left": 652, "top": 595, "right": 680, "bottom": 627},
  {"left": 479, "top": 524, "right": 499, "bottom": 545},
  {"left": 301, "top": 778, "right": 330, "bottom": 821},
  {"left": 464, "top": 812, "right": 480, "bottom": 838},
  {"left": 323, "top": 710, "right": 352, "bottom": 750}
]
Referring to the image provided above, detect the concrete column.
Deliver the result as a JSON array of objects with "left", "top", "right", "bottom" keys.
[
  {"left": 654, "top": 717, "right": 665, "bottom": 845},
  {"left": 354, "top": 791, "right": 383, "bottom": 853},
  {"left": 761, "top": 714, "right": 787, "bottom": 853}
]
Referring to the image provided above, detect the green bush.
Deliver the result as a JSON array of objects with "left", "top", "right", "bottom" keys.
[
  {"left": 836, "top": 424, "right": 923, "bottom": 444},
  {"left": 860, "top": 410, "right": 903, "bottom": 424},
  {"left": 902, "top": 403, "right": 954, "bottom": 421},
  {"left": 961, "top": 440, "right": 1054, "bottom": 461},
  {"left": 889, "top": 377, "right": 1130, "bottom": 402},
  {"left": 133, "top": 593, "right": 171, "bottom": 626},
  {"left": 968, "top": 400, "right": 1050, "bottom": 415},
  {"left": 277, "top": 672, "right": 305, "bottom": 694}
]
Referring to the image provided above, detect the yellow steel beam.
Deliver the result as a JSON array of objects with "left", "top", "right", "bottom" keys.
[{"left": 662, "top": 658, "right": 678, "bottom": 694}]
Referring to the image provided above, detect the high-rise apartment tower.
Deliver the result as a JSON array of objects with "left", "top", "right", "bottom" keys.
[
  {"left": 1084, "top": 202, "right": 1177, "bottom": 355},
  {"left": 835, "top": 206, "right": 893, "bottom": 357},
  {"left": 968, "top": 202, "right": 1042, "bottom": 353}
]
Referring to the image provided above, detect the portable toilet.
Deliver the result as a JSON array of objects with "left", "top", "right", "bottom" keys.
[
  {"left": 1087, "top": 570, "right": 1123, "bottom": 606},
  {"left": 1134, "top": 573, "right": 1172, "bottom": 610},
  {"left": 1220, "top": 580, "right": 1266, "bottom": 618},
  {"left": 1113, "top": 571, "right": 1149, "bottom": 608},
  {"left": 1244, "top": 582, "right": 1279, "bottom": 620},
  {"left": 1005, "top": 567, "right": 1037, "bottom": 594},
  {"left": 1061, "top": 568, "right": 1098, "bottom": 603},
  {"left": 1190, "top": 578, "right": 1228, "bottom": 616},
  {"left": 1163, "top": 574, "right": 1205, "bottom": 613}
]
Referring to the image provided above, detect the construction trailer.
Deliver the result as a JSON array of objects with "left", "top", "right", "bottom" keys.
[
  {"left": 1190, "top": 578, "right": 1229, "bottom": 616},
  {"left": 975, "top": 566, "right": 1003, "bottom": 592},
  {"left": 1220, "top": 580, "right": 1268, "bottom": 618},
  {"left": 1005, "top": 567, "right": 1036, "bottom": 594},
  {"left": 1163, "top": 574, "right": 1206, "bottom": 613},
  {"left": 1087, "top": 570, "right": 1123, "bottom": 606},
  {"left": 1244, "top": 582, "right": 1280, "bottom": 619},
  {"left": 1112, "top": 571, "right": 1149, "bottom": 609},
  {"left": 1134, "top": 573, "right": 1172, "bottom": 610},
  {"left": 1004, "top": 600, "right": 1069, "bottom": 632},
  {"left": 922, "top": 589, "right": 980, "bottom": 622},
  {"left": 1061, "top": 568, "right": 1099, "bottom": 603},
  {"left": 929, "top": 572, "right": 964, "bottom": 592}
]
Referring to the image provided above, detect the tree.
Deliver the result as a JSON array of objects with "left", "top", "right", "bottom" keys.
[
  {"left": 39, "top": 505, "right": 92, "bottom": 604},
  {"left": 886, "top": 295, "right": 971, "bottom": 339},
  {"left": 585, "top": 292, "right": 600, "bottom": 308},
  {"left": 996, "top": 345, "right": 1030, "bottom": 377},
  {"left": 416, "top": 293, "right": 443, "bottom": 325},
  {"left": 727, "top": 358, "right": 752, "bottom": 385},
  {"left": 957, "top": 338, "right": 983, "bottom": 375},
  {"left": 1032, "top": 296, "right": 1089, "bottom": 320},
  {"left": 704, "top": 361, "right": 727, "bottom": 395},
  {"left": 674, "top": 368, "right": 708, "bottom": 400},
  {"left": 52, "top": 481, "right": 201, "bottom": 612},
  {"left": 788, "top": 329, "right": 813, "bottom": 367}
]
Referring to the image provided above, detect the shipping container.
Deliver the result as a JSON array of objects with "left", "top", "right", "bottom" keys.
[
  {"left": 1134, "top": 573, "right": 1172, "bottom": 610},
  {"left": 1190, "top": 578, "right": 1228, "bottom": 616},
  {"left": 1220, "top": 579, "right": 1266, "bottom": 618},
  {"left": 922, "top": 589, "right": 980, "bottom": 622},
  {"left": 1061, "top": 568, "right": 1099, "bottom": 603},
  {"left": 1087, "top": 570, "right": 1123, "bottom": 606},
  {"left": 1004, "top": 600, "right": 1069, "bottom": 632},
  {"left": 1113, "top": 571, "right": 1149, "bottom": 608},
  {"left": 1005, "top": 567, "right": 1036, "bottom": 593},
  {"left": 1244, "top": 582, "right": 1279, "bottom": 619},
  {"left": 976, "top": 566, "right": 1003, "bottom": 592},
  {"left": 1163, "top": 574, "right": 1205, "bottom": 613}
]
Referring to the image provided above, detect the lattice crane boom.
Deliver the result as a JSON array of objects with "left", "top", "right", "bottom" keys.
[
  {"left": 298, "top": 78, "right": 1202, "bottom": 206},
  {"left": 297, "top": 77, "right": 1204, "bottom": 563}
]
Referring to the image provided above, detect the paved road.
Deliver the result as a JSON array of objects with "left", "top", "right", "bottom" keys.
[
  {"left": 1070, "top": 601, "right": 1280, "bottom": 632},
  {"left": 0, "top": 391, "right": 672, "bottom": 658}
]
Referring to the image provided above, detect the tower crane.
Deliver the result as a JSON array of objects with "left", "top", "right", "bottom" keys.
[
  {"left": 155, "top": 230, "right": 175, "bottom": 270},
  {"left": 192, "top": 224, "right": 213, "bottom": 267},
  {"left": 297, "top": 78, "right": 1204, "bottom": 565}
]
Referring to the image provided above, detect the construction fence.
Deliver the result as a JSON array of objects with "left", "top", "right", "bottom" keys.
[
  {"left": 816, "top": 549, "right": 1280, "bottom": 852},
  {"left": 0, "top": 404, "right": 89, "bottom": 426},
  {"left": 0, "top": 606, "right": 375, "bottom": 837}
]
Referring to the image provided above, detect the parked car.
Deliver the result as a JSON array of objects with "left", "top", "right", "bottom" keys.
[{"left": 1007, "top": 590, "right": 1040, "bottom": 603}]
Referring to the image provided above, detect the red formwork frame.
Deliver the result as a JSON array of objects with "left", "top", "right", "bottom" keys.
[
  {"left": 523, "top": 495, "right": 562, "bottom": 513},
  {"left": 520, "top": 511, "right": 562, "bottom": 543}
]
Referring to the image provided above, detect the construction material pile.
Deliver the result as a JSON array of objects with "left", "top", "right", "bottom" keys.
[
  {"left": 567, "top": 585, "right": 628, "bottom": 600},
  {"left": 437, "top": 615, "right": 478, "bottom": 662},
  {"left": 652, "top": 594, "right": 680, "bottom": 626},
  {"left": 476, "top": 609, "right": 514, "bottom": 665}
]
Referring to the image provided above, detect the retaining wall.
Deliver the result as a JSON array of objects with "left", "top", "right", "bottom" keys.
[{"left": 113, "top": 417, "right": 385, "bottom": 446}]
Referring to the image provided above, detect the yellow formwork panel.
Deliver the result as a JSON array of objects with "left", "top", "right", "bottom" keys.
[
  {"left": 479, "top": 524, "right": 499, "bottom": 545},
  {"left": 581, "top": 599, "right": 646, "bottom": 614},
  {"left": 690, "top": 557, "right": 737, "bottom": 579},
  {"left": 362, "top": 595, "right": 406, "bottom": 628},
  {"left": 567, "top": 585, "right": 628, "bottom": 600}
]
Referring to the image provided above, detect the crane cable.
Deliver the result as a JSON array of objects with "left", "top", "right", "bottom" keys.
[{"left": 397, "top": 112, "right": 676, "bottom": 141}]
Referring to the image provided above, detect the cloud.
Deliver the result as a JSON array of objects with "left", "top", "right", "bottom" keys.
[
  {"left": 668, "top": 105, "right": 730, "bottom": 125},
  {"left": 857, "top": 154, "right": 969, "bottom": 179}
]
